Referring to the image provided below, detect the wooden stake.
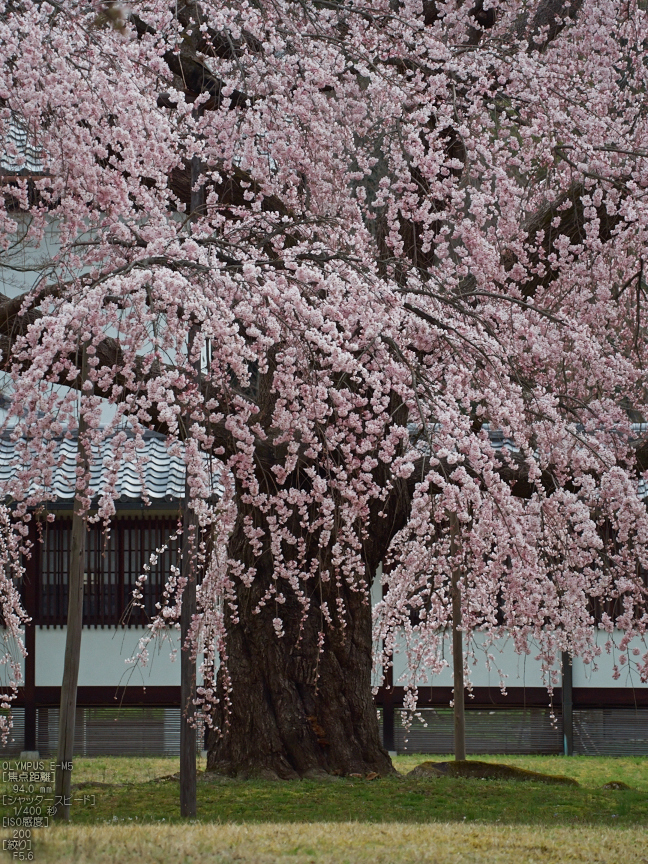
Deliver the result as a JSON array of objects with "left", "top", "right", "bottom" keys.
[
  {"left": 450, "top": 513, "right": 466, "bottom": 761},
  {"left": 562, "top": 651, "right": 574, "bottom": 756},
  {"left": 180, "top": 502, "right": 198, "bottom": 818},
  {"left": 54, "top": 413, "right": 88, "bottom": 820},
  {"left": 179, "top": 143, "right": 204, "bottom": 819}
]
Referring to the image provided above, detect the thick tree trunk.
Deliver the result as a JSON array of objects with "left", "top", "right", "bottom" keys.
[
  {"left": 206, "top": 587, "right": 391, "bottom": 778},
  {"left": 206, "top": 506, "right": 395, "bottom": 779}
]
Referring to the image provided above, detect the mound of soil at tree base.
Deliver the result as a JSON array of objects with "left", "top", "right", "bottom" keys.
[{"left": 407, "top": 761, "right": 578, "bottom": 785}]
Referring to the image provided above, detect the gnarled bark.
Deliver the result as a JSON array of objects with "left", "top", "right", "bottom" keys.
[{"left": 206, "top": 487, "right": 403, "bottom": 779}]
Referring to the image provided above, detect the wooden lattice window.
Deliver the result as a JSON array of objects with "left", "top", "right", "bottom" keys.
[{"left": 35, "top": 516, "right": 181, "bottom": 627}]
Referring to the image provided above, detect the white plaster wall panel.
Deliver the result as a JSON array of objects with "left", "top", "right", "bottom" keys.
[
  {"left": 0, "top": 218, "right": 61, "bottom": 298},
  {"left": 391, "top": 628, "right": 648, "bottom": 690},
  {"left": 370, "top": 564, "right": 383, "bottom": 688},
  {"left": 392, "top": 632, "right": 558, "bottom": 689},
  {"left": 371, "top": 564, "right": 383, "bottom": 607},
  {"left": 28, "top": 625, "right": 648, "bottom": 691},
  {"left": 571, "top": 630, "right": 648, "bottom": 689},
  {"left": 35, "top": 627, "right": 181, "bottom": 687}
]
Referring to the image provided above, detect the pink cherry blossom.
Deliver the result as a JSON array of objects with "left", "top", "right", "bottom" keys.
[{"left": 1, "top": 0, "right": 647, "bottom": 767}]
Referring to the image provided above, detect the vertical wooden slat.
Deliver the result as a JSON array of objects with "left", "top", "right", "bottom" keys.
[
  {"left": 86, "top": 525, "right": 92, "bottom": 627},
  {"left": 137, "top": 519, "right": 144, "bottom": 627},
  {"left": 154, "top": 518, "right": 161, "bottom": 622},
  {"left": 52, "top": 523, "right": 57, "bottom": 626},
  {"left": 54, "top": 523, "right": 59, "bottom": 626},
  {"left": 22, "top": 524, "right": 37, "bottom": 752},
  {"left": 118, "top": 519, "right": 125, "bottom": 625},
  {"left": 94, "top": 524, "right": 99, "bottom": 627},
  {"left": 58, "top": 522, "right": 64, "bottom": 627},
  {"left": 51, "top": 522, "right": 56, "bottom": 626},
  {"left": 123, "top": 521, "right": 129, "bottom": 625}
]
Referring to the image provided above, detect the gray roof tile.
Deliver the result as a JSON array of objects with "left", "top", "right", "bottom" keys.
[
  {"left": 0, "top": 434, "right": 222, "bottom": 502},
  {"left": 0, "top": 117, "right": 44, "bottom": 176}
]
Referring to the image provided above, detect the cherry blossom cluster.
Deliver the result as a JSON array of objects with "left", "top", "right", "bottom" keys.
[
  {"left": 0, "top": 505, "right": 27, "bottom": 743},
  {"left": 0, "top": 0, "right": 647, "bottom": 724}
]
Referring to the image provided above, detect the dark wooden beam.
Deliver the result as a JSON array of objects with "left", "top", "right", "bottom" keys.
[
  {"left": 5, "top": 682, "right": 648, "bottom": 710},
  {"left": 22, "top": 533, "right": 37, "bottom": 752},
  {"left": 373, "top": 685, "right": 648, "bottom": 710}
]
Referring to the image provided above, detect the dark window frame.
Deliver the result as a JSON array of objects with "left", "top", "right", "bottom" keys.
[{"left": 32, "top": 515, "right": 181, "bottom": 627}]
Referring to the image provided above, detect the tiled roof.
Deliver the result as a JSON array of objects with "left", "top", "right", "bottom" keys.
[
  {"left": 410, "top": 423, "right": 648, "bottom": 500},
  {"left": 0, "top": 426, "right": 645, "bottom": 503},
  {"left": 0, "top": 434, "right": 222, "bottom": 502},
  {"left": 0, "top": 116, "right": 44, "bottom": 176}
]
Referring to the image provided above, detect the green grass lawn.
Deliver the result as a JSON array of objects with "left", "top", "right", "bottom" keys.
[
  {"left": 3, "top": 753, "right": 644, "bottom": 827},
  {"left": 2, "top": 755, "right": 647, "bottom": 863}
]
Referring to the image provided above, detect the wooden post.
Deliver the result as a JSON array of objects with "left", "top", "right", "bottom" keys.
[
  {"left": 180, "top": 503, "right": 198, "bottom": 818},
  {"left": 179, "top": 142, "right": 204, "bottom": 819},
  {"left": 562, "top": 651, "right": 574, "bottom": 756},
  {"left": 380, "top": 573, "right": 395, "bottom": 754},
  {"left": 450, "top": 514, "right": 466, "bottom": 761},
  {"left": 54, "top": 413, "right": 88, "bottom": 820},
  {"left": 382, "top": 662, "right": 395, "bottom": 753}
]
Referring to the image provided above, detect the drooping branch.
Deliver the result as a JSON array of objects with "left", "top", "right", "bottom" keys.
[{"left": 130, "top": 11, "right": 248, "bottom": 112}]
